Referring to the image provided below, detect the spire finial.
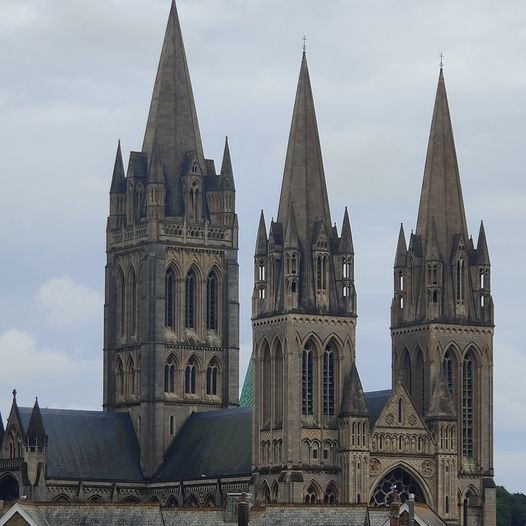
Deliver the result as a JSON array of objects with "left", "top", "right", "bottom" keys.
[
  {"left": 302, "top": 35, "right": 307, "bottom": 53},
  {"left": 12, "top": 389, "right": 16, "bottom": 401},
  {"left": 439, "top": 53, "right": 444, "bottom": 69}
]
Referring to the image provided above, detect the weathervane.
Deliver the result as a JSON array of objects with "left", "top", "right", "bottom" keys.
[{"left": 302, "top": 35, "right": 307, "bottom": 53}]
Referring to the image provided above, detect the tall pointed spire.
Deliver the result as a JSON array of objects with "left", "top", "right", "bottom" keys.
[
  {"left": 416, "top": 68, "right": 469, "bottom": 255},
  {"left": 110, "top": 141, "right": 126, "bottom": 194},
  {"left": 142, "top": 0, "right": 205, "bottom": 215},
  {"left": 277, "top": 52, "right": 332, "bottom": 246}
]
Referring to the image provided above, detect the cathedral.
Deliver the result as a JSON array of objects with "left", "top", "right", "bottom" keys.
[{"left": 0, "top": 2, "right": 496, "bottom": 525}]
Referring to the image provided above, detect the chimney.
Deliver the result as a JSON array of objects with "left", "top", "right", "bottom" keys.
[
  {"left": 238, "top": 492, "right": 249, "bottom": 526},
  {"left": 408, "top": 493, "right": 415, "bottom": 526}
]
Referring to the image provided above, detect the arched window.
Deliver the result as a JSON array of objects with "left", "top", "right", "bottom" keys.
[
  {"left": 127, "top": 358, "right": 135, "bottom": 396},
  {"left": 274, "top": 343, "right": 283, "bottom": 425},
  {"left": 126, "top": 268, "right": 137, "bottom": 337},
  {"left": 398, "top": 398, "right": 403, "bottom": 423},
  {"left": 323, "top": 343, "right": 335, "bottom": 416},
  {"left": 164, "top": 356, "right": 176, "bottom": 393},
  {"left": 413, "top": 347, "right": 425, "bottom": 414},
  {"left": 185, "top": 357, "right": 197, "bottom": 394},
  {"left": 117, "top": 269, "right": 125, "bottom": 337},
  {"left": 400, "top": 348, "right": 411, "bottom": 393},
  {"left": 206, "top": 271, "right": 218, "bottom": 331},
  {"left": 116, "top": 359, "right": 124, "bottom": 397},
  {"left": 262, "top": 342, "right": 271, "bottom": 424},
  {"left": 443, "top": 349, "right": 456, "bottom": 393},
  {"left": 316, "top": 255, "right": 328, "bottom": 291},
  {"left": 169, "top": 415, "right": 175, "bottom": 435},
  {"left": 165, "top": 268, "right": 176, "bottom": 329},
  {"left": 456, "top": 258, "right": 465, "bottom": 304},
  {"left": 185, "top": 269, "right": 196, "bottom": 329},
  {"left": 302, "top": 342, "right": 314, "bottom": 416},
  {"left": 206, "top": 360, "right": 219, "bottom": 395},
  {"left": 462, "top": 352, "right": 475, "bottom": 459}
]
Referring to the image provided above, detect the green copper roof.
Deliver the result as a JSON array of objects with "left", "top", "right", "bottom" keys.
[{"left": 239, "top": 358, "right": 253, "bottom": 407}]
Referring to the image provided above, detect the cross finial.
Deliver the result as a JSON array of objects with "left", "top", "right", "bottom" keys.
[
  {"left": 302, "top": 35, "right": 307, "bottom": 53},
  {"left": 439, "top": 53, "right": 444, "bottom": 69},
  {"left": 12, "top": 389, "right": 17, "bottom": 401}
]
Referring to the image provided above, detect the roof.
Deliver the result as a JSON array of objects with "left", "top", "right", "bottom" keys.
[
  {"left": 364, "top": 390, "right": 392, "bottom": 426},
  {"left": 252, "top": 505, "right": 369, "bottom": 526},
  {"left": 240, "top": 360, "right": 254, "bottom": 407},
  {"left": 0, "top": 502, "right": 164, "bottom": 526},
  {"left": 156, "top": 407, "right": 252, "bottom": 481},
  {"left": 18, "top": 407, "right": 142, "bottom": 482}
]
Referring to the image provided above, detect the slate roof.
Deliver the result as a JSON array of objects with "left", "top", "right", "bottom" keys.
[
  {"left": 2, "top": 502, "right": 164, "bottom": 526},
  {"left": 364, "top": 390, "right": 392, "bottom": 426},
  {"left": 18, "top": 407, "right": 142, "bottom": 482},
  {"left": 156, "top": 407, "right": 251, "bottom": 481}
]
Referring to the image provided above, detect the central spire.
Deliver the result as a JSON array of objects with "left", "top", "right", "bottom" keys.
[
  {"left": 142, "top": 0, "right": 205, "bottom": 215},
  {"left": 277, "top": 52, "right": 332, "bottom": 246},
  {"left": 415, "top": 68, "right": 469, "bottom": 254}
]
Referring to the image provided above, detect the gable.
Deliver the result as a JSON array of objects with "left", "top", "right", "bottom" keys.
[{"left": 372, "top": 382, "right": 428, "bottom": 434}]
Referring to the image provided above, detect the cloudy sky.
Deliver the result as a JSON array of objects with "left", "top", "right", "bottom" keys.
[{"left": 0, "top": 0, "right": 525, "bottom": 492}]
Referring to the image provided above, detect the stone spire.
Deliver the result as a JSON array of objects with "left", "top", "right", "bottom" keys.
[
  {"left": 277, "top": 52, "right": 332, "bottom": 247},
  {"left": 416, "top": 68, "right": 469, "bottom": 255},
  {"left": 110, "top": 141, "right": 126, "bottom": 194},
  {"left": 142, "top": 0, "right": 205, "bottom": 215},
  {"left": 340, "top": 362, "right": 369, "bottom": 417},
  {"left": 283, "top": 203, "right": 300, "bottom": 249},
  {"left": 255, "top": 210, "right": 268, "bottom": 256},
  {"left": 476, "top": 221, "right": 490, "bottom": 265},
  {"left": 220, "top": 136, "right": 235, "bottom": 191},
  {"left": 394, "top": 224, "right": 407, "bottom": 267},
  {"left": 339, "top": 207, "right": 354, "bottom": 254},
  {"left": 27, "top": 398, "right": 47, "bottom": 446}
]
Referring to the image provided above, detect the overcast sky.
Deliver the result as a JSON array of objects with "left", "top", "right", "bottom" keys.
[{"left": 0, "top": 0, "right": 525, "bottom": 493}]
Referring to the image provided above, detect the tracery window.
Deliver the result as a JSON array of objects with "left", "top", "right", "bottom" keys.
[
  {"left": 185, "top": 358, "right": 197, "bottom": 394},
  {"left": 206, "top": 360, "right": 219, "bottom": 395},
  {"left": 443, "top": 350, "right": 455, "bottom": 392},
  {"left": 126, "top": 268, "right": 137, "bottom": 337},
  {"left": 117, "top": 269, "right": 125, "bottom": 337},
  {"left": 456, "top": 258, "right": 465, "bottom": 303},
  {"left": 185, "top": 269, "right": 196, "bottom": 329},
  {"left": 165, "top": 268, "right": 176, "bottom": 329},
  {"left": 323, "top": 343, "right": 335, "bottom": 416},
  {"left": 302, "top": 343, "right": 314, "bottom": 416},
  {"left": 462, "top": 353, "right": 474, "bottom": 458},
  {"left": 164, "top": 356, "right": 176, "bottom": 393},
  {"left": 206, "top": 271, "right": 218, "bottom": 331}
]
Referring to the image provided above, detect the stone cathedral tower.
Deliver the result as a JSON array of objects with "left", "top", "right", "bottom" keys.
[
  {"left": 104, "top": 1, "right": 239, "bottom": 476},
  {"left": 251, "top": 52, "right": 357, "bottom": 504},
  {"left": 390, "top": 67, "right": 495, "bottom": 524}
]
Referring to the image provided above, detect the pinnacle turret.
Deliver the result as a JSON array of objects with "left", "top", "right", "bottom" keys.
[
  {"left": 424, "top": 217, "right": 442, "bottom": 261},
  {"left": 110, "top": 141, "right": 126, "bottom": 194},
  {"left": 476, "top": 221, "right": 491, "bottom": 265},
  {"left": 220, "top": 136, "right": 235, "bottom": 191},
  {"left": 255, "top": 210, "right": 268, "bottom": 256},
  {"left": 148, "top": 136, "right": 166, "bottom": 185},
  {"left": 284, "top": 203, "right": 300, "bottom": 249},
  {"left": 394, "top": 224, "right": 407, "bottom": 267},
  {"left": 340, "top": 363, "right": 369, "bottom": 417},
  {"left": 27, "top": 398, "right": 47, "bottom": 446},
  {"left": 339, "top": 207, "right": 354, "bottom": 254},
  {"left": 426, "top": 374, "right": 456, "bottom": 421},
  {"left": 416, "top": 68, "right": 469, "bottom": 256}
]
